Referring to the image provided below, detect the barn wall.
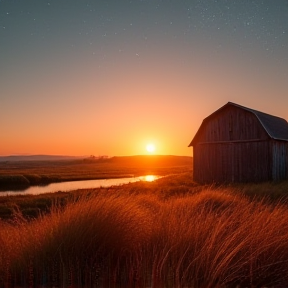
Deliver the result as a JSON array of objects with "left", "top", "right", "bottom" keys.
[
  {"left": 271, "top": 141, "right": 288, "bottom": 181},
  {"left": 193, "top": 141, "right": 271, "bottom": 183},
  {"left": 195, "top": 106, "right": 269, "bottom": 144}
]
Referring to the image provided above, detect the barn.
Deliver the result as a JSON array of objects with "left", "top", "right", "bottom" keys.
[{"left": 189, "top": 102, "right": 288, "bottom": 183}]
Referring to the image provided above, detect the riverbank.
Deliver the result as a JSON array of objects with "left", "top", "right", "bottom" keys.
[{"left": 0, "top": 155, "right": 192, "bottom": 190}]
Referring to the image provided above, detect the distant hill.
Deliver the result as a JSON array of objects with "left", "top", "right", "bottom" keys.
[
  {"left": 0, "top": 155, "right": 86, "bottom": 162},
  {"left": 0, "top": 154, "right": 192, "bottom": 167},
  {"left": 109, "top": 155, "right": 192, "bottom": 166},
  {"left": 81, "top": 155, "right": 192, "bottom": 169}
]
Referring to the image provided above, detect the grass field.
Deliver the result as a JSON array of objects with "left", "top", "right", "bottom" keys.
[
  {"left": 1, "top": 171, "right": 288, "bottom": 287},
  {"left": 0, "top": 155, "right": 192, "bottom": 190}
]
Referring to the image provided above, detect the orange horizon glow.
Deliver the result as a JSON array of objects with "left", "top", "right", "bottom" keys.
[{"left": 0, "top": 135, "right": 191, "bottom": 157}]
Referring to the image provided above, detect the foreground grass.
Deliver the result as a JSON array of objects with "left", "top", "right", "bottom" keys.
[{"left": 1, "top": 174, "right": 288, "bottom": 287}]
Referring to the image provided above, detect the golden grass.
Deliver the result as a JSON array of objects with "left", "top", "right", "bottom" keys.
[{"left": 1, "top": 175, "right": 288, "bottom": 287}]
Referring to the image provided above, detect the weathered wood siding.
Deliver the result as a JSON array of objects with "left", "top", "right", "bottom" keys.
[
  {"left": 194, "top": 106, "right": 269, "bottom": 143},
  {"left": 271, "top": 141, "right": 288, "bottom": 181},
  {"left": 193, "top": 141, "right": 271, "bottom": 183}
]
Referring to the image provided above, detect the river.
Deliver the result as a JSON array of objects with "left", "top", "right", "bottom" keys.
[{"left": 1, "top": 175, "right": 159, "bottom": 196}]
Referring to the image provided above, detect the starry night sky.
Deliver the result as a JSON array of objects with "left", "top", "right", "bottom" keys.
[{"left": 1, "top": 0, "right": 288, "bottom": 156}]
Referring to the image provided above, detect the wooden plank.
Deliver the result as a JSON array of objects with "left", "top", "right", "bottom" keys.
[
  {"left": 197, "top": 139, "right": 266, "bottom": 144},
  {"left": 193, "top": 106, "right": 269, "bottom": 144}
]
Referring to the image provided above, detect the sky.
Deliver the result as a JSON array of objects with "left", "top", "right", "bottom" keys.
[{"left": 1, "top": 0, "right": 288, "bottom": 157}]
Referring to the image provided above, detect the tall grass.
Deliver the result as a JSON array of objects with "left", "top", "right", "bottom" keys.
[{"left": 1, "top": 180, "right": 288, "bottom": 287}]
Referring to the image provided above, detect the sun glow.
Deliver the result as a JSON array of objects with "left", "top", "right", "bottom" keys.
[{"left": 146, "top": 143, "right": 156, "bottom": 153}]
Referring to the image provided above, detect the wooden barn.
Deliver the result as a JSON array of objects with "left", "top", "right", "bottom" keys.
[{"left": 189, "top": 102, "right": 288, "bottom": 183}]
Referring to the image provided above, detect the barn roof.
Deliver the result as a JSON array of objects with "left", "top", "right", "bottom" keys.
[{"left": 189, "top": 102, "right": 288, "bottom": 146}]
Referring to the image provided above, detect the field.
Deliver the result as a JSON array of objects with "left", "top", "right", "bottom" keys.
[
  {"left": 0, "top": 155, "right": 192, "bottom": 190},
  {"left": 1, "top": 168, "right": 288, "bottom": 287}
]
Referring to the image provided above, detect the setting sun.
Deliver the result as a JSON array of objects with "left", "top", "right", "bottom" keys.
[{"left": 146, "top": 143, "right": 156, "bottom": 153}]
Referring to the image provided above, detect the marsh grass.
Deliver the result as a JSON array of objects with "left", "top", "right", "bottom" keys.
[{"left": 1, "top": 174, "right": 288, "bottom": 287}]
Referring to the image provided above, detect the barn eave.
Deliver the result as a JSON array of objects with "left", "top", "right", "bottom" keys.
[{"left": 188, "top": 102, "right": 288, "bottom": 147}]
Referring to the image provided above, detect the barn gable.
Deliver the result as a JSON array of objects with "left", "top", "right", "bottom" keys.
[
  {"left": 189, "top": 102, "right": 288, "bottom": 147},
  {"left": 189, "top": 102, "right": 288, "bottom": 183}
]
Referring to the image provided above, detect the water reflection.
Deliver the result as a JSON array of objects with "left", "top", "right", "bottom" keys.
[
  {"left": 1, "top": 175, "right": 160, "bottom": 196},
  {"left": 143, "top": 175, "right": 157, "bottom": 182}
]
